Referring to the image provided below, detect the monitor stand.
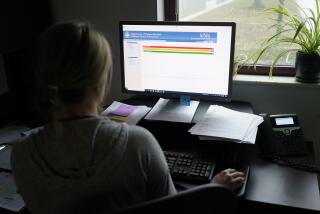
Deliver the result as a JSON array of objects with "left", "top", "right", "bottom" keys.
[
  {"left": 145, "top": 97, "right": 199, "bottom": 123},
  {"left": 162, "top": 96, "right": 198, "bottom": 112}
]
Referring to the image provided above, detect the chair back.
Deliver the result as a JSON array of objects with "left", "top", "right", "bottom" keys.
[{"left": 111, "top": 184, "right": 238, "bottom": 214}]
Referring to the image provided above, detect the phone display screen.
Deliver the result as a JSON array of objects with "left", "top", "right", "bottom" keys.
[{"left": 275, "top": 117, "right": 294, "bottom": 126}]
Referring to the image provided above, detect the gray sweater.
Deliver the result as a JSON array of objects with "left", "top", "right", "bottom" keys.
[{"left": 11, "top": 116, "right": 176, "bottom": 214}]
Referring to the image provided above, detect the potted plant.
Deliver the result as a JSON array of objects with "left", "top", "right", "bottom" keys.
[{"left": 254, "top": 0, "right": 320, "bottom": 83}]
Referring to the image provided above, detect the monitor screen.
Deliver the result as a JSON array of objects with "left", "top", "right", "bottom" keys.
[{"left": 119, "top": 21, "right": 236, "bottom": 102}]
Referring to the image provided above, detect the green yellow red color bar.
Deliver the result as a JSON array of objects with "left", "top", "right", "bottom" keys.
[{"left": 143, "top": 45, "right": 213, "bottom": 55}]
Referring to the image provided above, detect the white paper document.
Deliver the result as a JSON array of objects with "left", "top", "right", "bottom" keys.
[
  {"left": 144, "top": 98, "right": 200, "bottom": 123},
  {"left": 0, "top": 126, "right": 30, "bottom": 144},
  {"left": 189, "top": 105, "right": 263, "bottom": 144},
  {"left": 21, "top": 126, "right": 43, "bottom": 137},
  {"left": 102, "top": 101, "right": 151, "bottom": 125},
  {"left": 199, "top": 127, "right": 258, "bottom": 144},
  {"left": 0, "top": 144, "right": 13, "bottom": 170},
  {"left": 0, "top": 172, "right": 26, "bottom": 212}
]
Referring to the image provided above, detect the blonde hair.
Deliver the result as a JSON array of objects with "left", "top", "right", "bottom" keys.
[{"left": 34, "top": 21, "right": 112, "bottom": 119}]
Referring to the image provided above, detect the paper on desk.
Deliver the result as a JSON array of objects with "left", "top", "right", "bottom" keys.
[
  {"left": 102, "top": 101, "right": 151, "bottom": 125},
  {"left": 0, "top": 144, "right": 13, "bottom": 170},
  {"left": 0, "top": 172, "right": 25, "bottom": 212},
  {"left": 199, "top": 127, "right": 258, "bottom": 144},
  {"left": 144, "top": 98, "right": 199, "bottom": 123},
  {"left": 189, "top": 105, "right": 263, "bottom": 144},
  {"left": 0, "top": 126, "right": 30, "bottom": 144},
  {"left": 109, "top": 103, "right": 137, "bottom": 117},
  {"left": 21, "top": 126, "right": 43, "bottom": 137}
]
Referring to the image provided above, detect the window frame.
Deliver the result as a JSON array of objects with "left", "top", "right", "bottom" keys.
[{"left": 164, "top": 0, "right": 296, "bottom": 77}]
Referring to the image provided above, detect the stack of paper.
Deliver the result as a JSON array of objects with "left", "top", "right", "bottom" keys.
[
  {"left": 189, "top": 105, "right": 264, "bottom": 144},
  {"left": 102, "top": 101, "right": 151, "bottom": 125}
]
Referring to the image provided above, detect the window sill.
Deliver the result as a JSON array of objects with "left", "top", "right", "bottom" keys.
[{"left": 233, "top": 74, "right": 320, "bottom": 89}]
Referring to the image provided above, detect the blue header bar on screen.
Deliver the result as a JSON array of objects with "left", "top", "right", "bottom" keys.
[{"left": 123, "top": 31, "right": 217, "bottom": 42}]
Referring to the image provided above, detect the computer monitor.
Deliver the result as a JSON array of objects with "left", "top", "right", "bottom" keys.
[{"left": 119, "top": 21, "right": 236, "bottom": 102}]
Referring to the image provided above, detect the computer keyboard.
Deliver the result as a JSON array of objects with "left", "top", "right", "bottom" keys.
[{"left": 164, "top": 151, "right": 215, "bottom": 184}]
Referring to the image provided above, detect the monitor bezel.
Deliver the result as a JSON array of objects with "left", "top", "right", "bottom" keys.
[{"left": 119, "top": 20, "right": 236, "bottom": 102}]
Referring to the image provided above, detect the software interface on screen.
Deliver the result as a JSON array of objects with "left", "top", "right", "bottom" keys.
[{"left": 121, "top": 23, "right": 234, "bottom": 100}]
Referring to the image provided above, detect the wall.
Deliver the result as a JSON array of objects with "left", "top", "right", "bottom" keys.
[
  {"left": 51, "top": 0, "right": 158, "bottom": 103},
  {"left": 51, "top": 0, "right": 320, "bottom": 143},
  {"left": 233, "top": 81, "right": 320, "bottom": 144},
  {"left": 0, "top": 55, "right": 8, "bottom": 96},
  {"left": 0, "top": 0, "right": 52, "bottom": 126}
]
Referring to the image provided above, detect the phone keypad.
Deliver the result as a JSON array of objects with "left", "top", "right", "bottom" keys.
[{"left": 273, "top": 129, "right": 307, "bottom": 156}]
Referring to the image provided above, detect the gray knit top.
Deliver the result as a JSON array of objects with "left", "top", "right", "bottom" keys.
[{"left": 11, "top": 116, "right": 176, "bottom": 214}]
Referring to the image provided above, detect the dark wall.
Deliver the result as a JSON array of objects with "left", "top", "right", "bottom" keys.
[
  {"left": 0, "top": 0, "right": 52, "bottom": 126},
  {"left": 51, "top": 0, "right": 158, "bottom": 104}
]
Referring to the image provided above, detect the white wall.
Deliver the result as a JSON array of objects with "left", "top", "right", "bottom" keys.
[{"left": 51, "top": 0, "right": 320, "bottom": 143}]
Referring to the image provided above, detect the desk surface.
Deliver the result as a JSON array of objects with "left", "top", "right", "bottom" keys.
[
  {"left": 247, "top": 159, "right": 320, "bottom": 211},
  {"left": 129, "top": 96, "right": 320, "bottom": 212}
]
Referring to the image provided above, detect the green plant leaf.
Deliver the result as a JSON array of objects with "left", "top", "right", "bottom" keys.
[
  {"left": 270, "top": 48, "right": 300, "bottom": 77},
  {"left": 255, "top": 0, "right": 320, "bottom": 68},
  {"left": 293, "top": 18, "right": 307, "bottom": 41},
  {"left": 267, "top": 29, "right": 292, "bottom": 43}
]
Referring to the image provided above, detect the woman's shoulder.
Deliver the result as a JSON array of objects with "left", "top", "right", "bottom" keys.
[
  {"left": 126, "top": 124, "right": 160, "bottom": 151},
  {"left": 98, "top": 116, "right": 158, "bottom": 146},
  {"left": 11, "top": 134, "right": 33, "bottom": 149},
  {"left": 98, "top": 116, "right": 149, "bottom": 134},
  {"left": 125, "top": 123, "right": 152, "bottom": 138}
]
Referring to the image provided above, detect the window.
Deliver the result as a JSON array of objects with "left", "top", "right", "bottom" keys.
[{"left": 166, "top": 0, "right": 318, "bottom": 76}]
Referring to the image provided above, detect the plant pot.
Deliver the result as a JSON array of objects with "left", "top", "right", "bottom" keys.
[{"left": 295, "top": 52, "right": 320, "bottom": 83}]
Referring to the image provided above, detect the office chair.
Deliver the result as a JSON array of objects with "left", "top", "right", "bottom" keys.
[
  {"left": 64, "top": 183, "right": 237, "bottom": 214},
  {"left": 110, "top": 184, "right": 238, "bottom": 214}
]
